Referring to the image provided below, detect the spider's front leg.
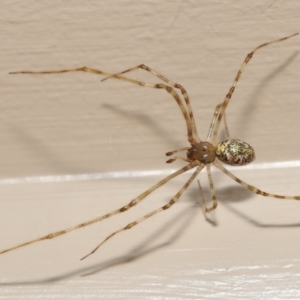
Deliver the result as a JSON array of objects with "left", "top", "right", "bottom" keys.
[
  {"left": 10, "top": 65, "right": 198, "bottom": 145},
  {"left": 208, "top": 33, "right": 298, "bottom": 144},
  {"left": 10, "top": 66, "right": 113, "bottom": 77},
  {"left": 100, "top": 63, "right": 202, "bottom": 144}
]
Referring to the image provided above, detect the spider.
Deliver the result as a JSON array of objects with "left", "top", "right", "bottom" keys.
[{"left": 1, "top": 33, "right": 299, "bottom": 261}]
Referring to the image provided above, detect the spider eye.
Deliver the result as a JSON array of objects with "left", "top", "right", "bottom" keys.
[{"left": 216, "top": 139, "right": 255, "bottom": 166}]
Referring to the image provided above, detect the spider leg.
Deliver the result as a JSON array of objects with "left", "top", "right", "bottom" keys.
[
  {"left": 209, "top": 33, "right": 298, "bottom": 144},
  {"left": 0, "top": 161, "right": 199, "bottom": 256},
  {"left": 207, "top": 103, "right": 221, "bottom": 141},
  {"left": 214, "top": 160, "right": 300, "bottom": 200},
  {"left": 166, "top": 156, "right": 192, "bottom": 164},
  {"left": 205, "top": 164, "right": 218, "bottom": 211},
  {"left": 165, "top": 147, "right": 192, "bottom": 163},
  {"left": 102, "top": 64, "right": 200, "bottom": 143},
  {"left": 223, "top": 111, "right": 230, "bottom": 139},
  {"left": 81, "top": 165, "right": 204, "bottom": 260},
  {"left": 10, "top": 67, "right": 197, "bottom": 145},
  {"left": 196, "top": 164, "right": 218, "bottom": 212},
  {"left": 109, "top": 76, "right": 196, "bottom": 144},
  {"left": 166, "top": 146, "right": 190, "bottom": 156},
  {"left": 207, "top": 103, "right": 230, "bottom": 142},
  {"left": 9, "top": 67, "right": 113, "bottom": 77}
]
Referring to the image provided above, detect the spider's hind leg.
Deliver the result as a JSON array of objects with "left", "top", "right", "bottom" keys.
[
  {"left": 214, "top": 160, "right": 300, "bottom": 201},
  {"left": 208, "top": 33, "right": 298, "bottom": 144}
]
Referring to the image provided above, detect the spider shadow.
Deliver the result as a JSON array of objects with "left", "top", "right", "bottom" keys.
[
  {"left": 0, "top": 200, "right": 199, "bottom": 285},
  {"left": 210, "top": 183, "right": 300, "bottom": 229},
  {"left": 221, "top": 193, "right": 300, "bottom": 229},
  {"left": 3, "top": 122, "right": 91, "bottom": 175},
  {"left": 236, "top": 51, "right": 299, "bottom": 138},
  {"left": 102, "top": 103, "right": 184, "bottom": 149},
  {"left": 184, "top": 173, "right": 255, "bottom": 227},
  {"left": 185, "top": 168, "right": 300, "bottom": 229}
]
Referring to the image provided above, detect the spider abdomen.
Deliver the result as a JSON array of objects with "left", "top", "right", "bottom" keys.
[{"left": 215, "top": 139, "right": 255, "bottom": 166}]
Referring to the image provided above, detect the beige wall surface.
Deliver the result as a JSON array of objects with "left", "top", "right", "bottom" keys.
[{"left": 0, "top": 1, "right": 300, "bottom": 299}]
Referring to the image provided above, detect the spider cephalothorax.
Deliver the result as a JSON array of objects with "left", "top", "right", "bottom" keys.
[{"left": 187, "top": 141, "right": 216, "bottom": 164}]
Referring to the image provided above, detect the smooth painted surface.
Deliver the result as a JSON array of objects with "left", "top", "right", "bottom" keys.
[{"left": 0, "top": 1, "right": 300, "bottom": 299}]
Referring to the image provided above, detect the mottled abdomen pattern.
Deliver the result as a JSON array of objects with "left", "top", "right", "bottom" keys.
[{"left": 215, "top": 139, "right": 255, "bottom": 166}]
